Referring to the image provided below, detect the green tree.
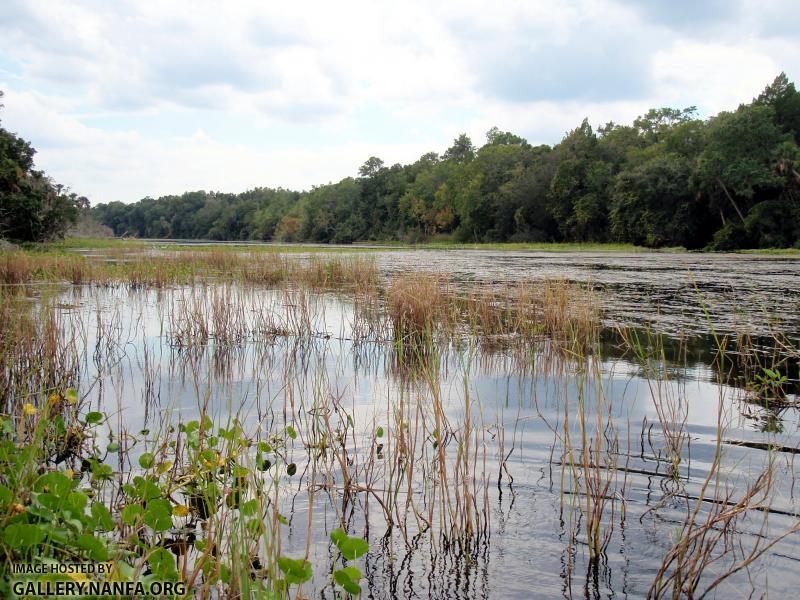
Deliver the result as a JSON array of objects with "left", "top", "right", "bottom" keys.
[
  {"left": 634, "top": 106, "right": 698, "bottom": 143},
  {"left": 1, "top": 91, "right": 81, "bottom": 242},
  {"left": 498, "top": 148, "right": 558, "bottom": 242},
  {"left": 88, "top": 76, "right": 800, "bottom": 250},
  {"left": 547, "top": 119, "right": 610, "bottom": 241},
  {"left": 358, "top": 156, "right": 385, "bottom": 178},
  {"left": 442, "top": 133, "right": 475, "bottom": 163},
  {"left": 611, "top": 152, "right": 708, "bottom": 248},
  {"left": 754, "top": 72, "right": 800, "bottom": 143},
  {"left": 694, "top": 104, "right": 787, "bottom": 227},
  {"left": 485, "top": 126, "right": 527, "bottom": 147}
]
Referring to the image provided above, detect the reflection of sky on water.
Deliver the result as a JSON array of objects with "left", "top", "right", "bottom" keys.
[{"left": 53, "top": 282, "right": 800, "bottom": 599}]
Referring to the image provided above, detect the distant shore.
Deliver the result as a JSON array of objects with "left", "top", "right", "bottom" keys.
[{"left": 25, "top": 237, "right": 799, "bottom": 256}]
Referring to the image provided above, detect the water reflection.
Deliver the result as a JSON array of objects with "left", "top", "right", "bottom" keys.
[{"left": 11, "top": 281, "right": 800, "bottom": 598}]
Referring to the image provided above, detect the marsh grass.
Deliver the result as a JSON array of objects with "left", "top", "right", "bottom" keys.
[
  {"left": 1, "top": 245, "right": 798, "bottom": 598},
  {"left": 640, "top": 296, "right": 800, "bottom": 598},
  {"left": 619, "top": 327, "right": 689, "bottom": 479},
  {"left": 0, "top": 296, "right": 80, "bottom": 414},
  {"left": 539, "top": 331, "right": 628, "bottom": 570},
  {"left": 384, "top": 271, "right": 599, "bottom": 352},
  {"left": 386, "top": 272, "right": 446, "bottom": 342},
  {"left": 0, "top": 251, "right": 93, "bottom": 286},
  {"left": 0, "top": 248, "right": 379, "bottom": 293}
]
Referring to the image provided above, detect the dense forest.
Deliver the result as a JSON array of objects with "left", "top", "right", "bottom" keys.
[
  {"left": 7, "top": 75, "right": 800, "bottom": 249},
  {"left": 92, "top": 74, "right": 800, "bottom": 250},
  {"left": 0, "top": 91, "right": 84, "bottom": 243}
]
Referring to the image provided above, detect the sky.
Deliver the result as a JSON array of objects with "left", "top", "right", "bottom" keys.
[{"left": 0, "top": 0, "right": 798, "bottom": 204}]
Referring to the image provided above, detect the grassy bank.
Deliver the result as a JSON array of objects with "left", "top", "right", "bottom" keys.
[
  {"left": 366, "top": 240, "right": 654, "bottom": 252},
  {"left": 48, "top": 237, "right": 385, "bottom": 254},
  {"left": 43, "top": 237, "right": 653, "bottom": 254},
  {"left": 0, "top": 247, "right": 379, "bottom": 290},
  {"left": 33, "top": 237, "right": 800, "bottom": 254},
  {"left": 737, "top": 247, "right": 800, "bottom": 256}
]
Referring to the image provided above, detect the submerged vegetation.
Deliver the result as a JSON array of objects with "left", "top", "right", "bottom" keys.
[
  {"left": 0, "top": 244, "right": 798, "bottom": 598},
  {"left": 87, "top": 74, "right": 800, "bottom": 251}
]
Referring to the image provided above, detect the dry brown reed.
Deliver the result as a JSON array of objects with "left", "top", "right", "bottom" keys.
[
  {"left": 553, "top": 345, "right": 626, "bottom": 564},
  {"left": 0, "top": 295, "right": 81, "bottom": 413},
  {"left": 372, "top": 344, "right": 491, "bottom": 546},
  {"left": 648, "top": 457, "right": 799, "bottom": 598},
  {"left": 0, "top": 247, "right": 380, "bottom": 294},
  {"left": 645, "top": 315, "right": 800, "bottom": 598},
  {"left": 386, "top": 272, "right": 447, "bottom": 341},
  {"left": 384, "top": 271, "right": 598, "bottom": 351},
  {"left": 0, "top": 251, "right": 35, "bottom": 285},
  {"left": 0, "top": 251, "right": 95, "bottom": 286},
  {"left": 618, "top": 327, "right": 689, "bottom": 479}
]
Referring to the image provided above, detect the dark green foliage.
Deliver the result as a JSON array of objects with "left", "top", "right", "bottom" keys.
[
  {"left": 633, "top": 106, "right": 698, "bottom": 143},
  {"left": 754, "top": 72, "right": 800, "bottom": 143},
  {"left": 91, "top": 75, "right": 800, "bottom": 250},
  {"left": 694, "top": 104, "right": 787, "bottom": 225},
  {"left": 610, "top": 153, "right": 708, "bottom": 248},
  {"left": 0, "top": 91, "right": 82, "bottom": 242},
  {"left": 442, "top": 133, "right": 476, "bottom": 163},
  {"left": 746, "top": 199, "right": 795, "bottom": 248}
]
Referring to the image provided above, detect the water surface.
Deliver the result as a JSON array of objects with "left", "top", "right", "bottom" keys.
[{"left": 44, "top": 246, "right": 800, "bottom": 599}]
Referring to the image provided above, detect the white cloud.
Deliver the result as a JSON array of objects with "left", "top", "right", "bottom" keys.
[
  {"left": 1, "top": 88, "right": 437, "bottom": 203},
  {"left": 652, "top": 41, "right": 780, "bottom": 114},
  {"left": 464, "top": 99, "right": 649, "bottom": 147}
]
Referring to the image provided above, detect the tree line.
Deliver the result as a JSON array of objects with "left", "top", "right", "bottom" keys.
[{"left": 7, "top": 75, "right": 800, "bottom": 249}]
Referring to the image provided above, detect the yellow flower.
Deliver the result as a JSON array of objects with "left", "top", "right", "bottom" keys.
[
  {"left": 22, "top": 403, "right": 37, "bottom": 416},
  {"left": 201, "top": 452, "right": 224, "bottom": 469},
  {"left": 48, "top": 393, "right": 61, "bottom": 405},
  {"left": 66, "top": 469, "right": 74, "bottom": 479},
  {"left": 172, "top": 504, "right": 190, "bottom": 518}
]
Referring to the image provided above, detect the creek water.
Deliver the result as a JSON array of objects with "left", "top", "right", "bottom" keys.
[{"left": 45, "top": 248, "right": 800, "bottom": 597}]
